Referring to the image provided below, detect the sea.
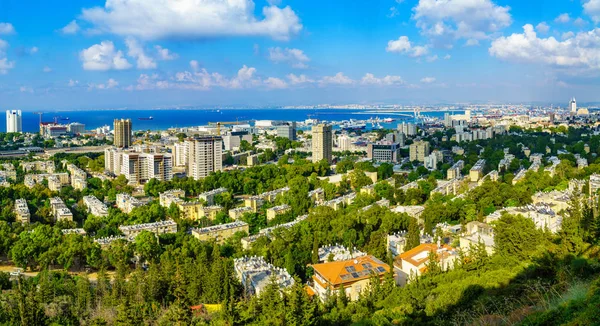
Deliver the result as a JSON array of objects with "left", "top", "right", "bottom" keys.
[{"left": 3, "top": 108, "right": 464, "bottom": 133}]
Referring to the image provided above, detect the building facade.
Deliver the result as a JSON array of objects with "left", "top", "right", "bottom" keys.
[
  {"left": 6, "top": 110, "right": 22, "bottom": 133},
  {"left": 113, "top": 119, "right": 132, "bottom": 148},
  {"left": 312, "top": 124, "right": 333, "bottom": 163},
  {"left": 186, "top": 136, "right": 223, "bottom": 180}
]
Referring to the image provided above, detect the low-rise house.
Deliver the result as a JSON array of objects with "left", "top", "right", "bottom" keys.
[
  {"left": 192, "top": 221, "right": 249, "bottom": 243},
  {"left": 318, "top": 244, "right": 366, "bottom": 263},
  {"left": 62, "top": 228, "right": 87, "bottom": 236},
  {"left": 309, "top": 255, "right": 392, "bottom": 302},
  {"left": 200, "top": 205, "right": 223, "bottom": 220},
  {"left": 308, "top": 188, "right": 325, "bottom": 204},
  {"left": 177, "top": 201, "right": 204, "bottom": 220},
  {"left": 244, "top": 196, "right": 263, "bottom": 213},
  {"left": 387, "top": 231, "right": 433, "bottom": 257},
  {"left": 159, "top": 189, "right": 185, "bottom": 207},
  {"left": 459, "top": 221, "right": 495, "bottom": 255},
  {"left": 394, "top": 243, "right": 458, "bottom": 285}
]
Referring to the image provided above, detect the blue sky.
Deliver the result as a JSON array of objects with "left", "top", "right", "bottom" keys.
[{"left": 1, "top": 0, "right": 600, "bottom": 110}]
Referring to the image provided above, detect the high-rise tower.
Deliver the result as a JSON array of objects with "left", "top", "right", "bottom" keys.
[{"left": 113, "top": 119, "right": 132, "bottom": 148}]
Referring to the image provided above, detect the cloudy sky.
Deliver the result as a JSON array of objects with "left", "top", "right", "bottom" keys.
[{"left": 1, "top": 0, "right": 600, "bottom": 109}]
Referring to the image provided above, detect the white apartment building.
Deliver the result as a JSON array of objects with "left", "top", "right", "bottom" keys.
[
  {"left": 116, "top": 193, "right": 145, "bottom": 213},
  {"left": 14, "top": 199, "right": 30, "bottom": 224},
  {"left": 186, "top": 136, "right": 223, "bottom": 180},
  {"left": 49, "top": 197, "right": 73, "bottom": 222},
  {"left": 83, "top": 195, "right": 109, "bottom": 217},
  {"left": 105, "top": 147, "right": 173, "bottom": 184},
  {"left": 6, "top": 110, "right": 22, "bottom": 133}
]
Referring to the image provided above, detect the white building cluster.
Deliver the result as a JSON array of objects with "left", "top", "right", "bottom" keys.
[
  {"left": 50, "top": 197, "right": 73, "bottom": 222},
  {"left": 83, "top": 195, "right": 109, "bottom": 217},
  {"left": 105, "top": 147, "right": 173, "bottom": 184},
  {"left": 234, "top": 256, "right": 295, "bottom": 296},
  {"left": 116, "top": 193, "right": 145, "bottom": 213}
]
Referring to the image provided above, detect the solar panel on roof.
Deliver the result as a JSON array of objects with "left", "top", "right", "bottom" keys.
[
  {"left": 351, "top": 272, "right": 359, "bottom": 278},
  {"left": 376, "top": 266, "right": 386, "bottom": 273},
  {"left": 345, "top": 266, "right": 356, "bottom": 273},
  {"left": 362, "top": 263, "right": 372, "bottom": 269},
  {"left": 340, "top": 274, "right": 351, "bottom": 280}
]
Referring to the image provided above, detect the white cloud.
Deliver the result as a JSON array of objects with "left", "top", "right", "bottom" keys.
[
  {"left": 19, "top": 86, "right": 33, "bottom": 93},
  {"left": 536, "top": 22, "right": 550, "bottom": 34},
  {"left": 29, "top": 47, "right": 39, "bottom": 54},
  {"left": 444, "top": 54, "right": 451, "bottom": 59},
  {"left": 80, "top": 41, "right": 132, "bottom": 71},
  {"left": 80, "top": 0, "right": 302, "bottom": 41},
  {"left": 89, "top": 78, "right": 119, "bottom": 90},
  {"left": 426, "top": 55, "right": 438, "bottom": 62},
  {"left": 489, "top": 24, "right": 600, "bottom": 71},
  {"left": 584, "top": 0, "right": 600, "bottom": 23},
  {"left": 154, "top": 45, "right": 178, "bottom": 60},
  {"left": 61, "top": 20, "right": 80, "bottom": 34},
  {"left": 574, "top": 17, "right": 588, "bottom": 27},
  {"left": 421, "top": 77, "right": 436, "bottom": 83},
  {"left": 412, "top": 0, "right": 512, "bottom": 45},
  {"left": 388, "top": 7, "right": 400, "bottom": 18},
  {"left": 173, "top": 64, "right": 260, "bottom": 90},
  {"left": 68, "top": 79, "right": 79, "bottom": 87},
  {"left": 125, "top": 38, "right": 156, "bottom": 69},
  {"left": 268, "top": 47, "right": 310, "bottom": 68},
  {"left": 555, "top": 13, "right": 570, "bottom": 23},
  {"left": 0, "top": 39, "right": 14, "bottom": 74},
  {"left": 562, "top": 31, "right": 575, "bottom": 40},
  {"left": 0, "top": 23, "right": 15, "bottom": 35},
  {"left": 287, "top": 73, "right": 314, "bottom": 85},
  {"left": 465, "top": 39, "right": 480, "bottom": 46},
  {"left": 361, "top": 73, "right": 405, "bottom": 86},
  {"left": 319, "top": 72, "right": 354, "bottom": 86},
  {"left": 386, "top": 36, "right": 429, "bottom": 57},
  {"left": 264, "top": 77, "right": 288, "bottom": 89},
  {"left": 43, "top": 66, "right": 52, "bottom": 73}
]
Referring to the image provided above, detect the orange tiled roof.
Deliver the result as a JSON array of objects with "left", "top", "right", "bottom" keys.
[
  {"left": 311, "top": 255, "right": 390, "bottom": 286},
  {"left": 398, "top": 243, "right": 455, "bottom": 268}
]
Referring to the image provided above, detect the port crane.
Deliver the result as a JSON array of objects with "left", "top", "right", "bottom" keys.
[{"left": 208, "top": 118, "right": 249, "bottom": 135}]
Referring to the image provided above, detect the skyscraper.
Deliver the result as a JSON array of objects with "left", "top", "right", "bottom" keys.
[
  {"left": 312, "top": 124, "right": 332, "bottom": 163},
  {"left": 570, "top": 98, "right": 577, "bottom": 114},
  {"left": 114, "top": 119, "right": 132, "bottom": 148},
  {"left": 6, "top": 110, "right": 22, "bottom": 133},
  {"left": 187, "top": 136, "right": 223, "bottom": 180}
]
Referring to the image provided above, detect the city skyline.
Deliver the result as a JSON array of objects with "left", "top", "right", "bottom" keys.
[{"left": 2, "top": 0, "right": 600, "bottom": 109}]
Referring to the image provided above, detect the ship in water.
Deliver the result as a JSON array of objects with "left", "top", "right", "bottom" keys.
[
  {"left": 61, "top": 117, "right": 70, "bottom": 121},
  {"left": 341, "top": 120, "right": 366, "bottom": 130},
  {"left": 138, "top": 116, "right": 154, "bottom": 121}
]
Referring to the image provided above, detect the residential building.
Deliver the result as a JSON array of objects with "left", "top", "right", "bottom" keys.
[
  {"left": 119, "top": 220, "right": 178, "bottom": 241},
  {"left": 244, "top": 196, "right": 263, "bottom": 213},
  {"left": 247, "top": 154, "right": 259, "bottom": 166},
  {"left": 394, "top": 244, "right": 458, "bottom": 285},
  {"left": 200, "top": 205, "right": 223, "bottom": 220},
  {"left": 387, "top": 231, "right": 433, "bottom": 256},
  {"left": 469, "top": 159, "right": 486, "bottom": 182},
  {"left": 308, "top": 188, "right": 325, "bottom": 204},
  {"left": 229, "top": 206, "right": 253, "bottom": 220},
  {"left": 312, "top": 124, "right": 333, "bottom": 163},
  {"left": 187, "top": 136, "right": 223, "bottom": 180},
  {"left": 266, "top": 204, "right": 291, "bottom": 221},
  {"left": 192, "top": 221, "right": 249, "bottom": 243},
  {"left": 447, "top": 160, "right": 464, "bottom": 180},
  {"left": 397, "top": 122, "right": 417, "bottom": 136},
  {"left": 116, "top": 193, "right": 145, "bottom": 213},
  {"left": 234, "top": 256, "right": 294, "bottom": 296},
  {"left": 105, "top": 148, "right": 173, "bottom": 184},
  {"left": 6, "top": 110, "right": 22, "bottom": 133},
  {"left": 159, "top": 189, "right": 186, "bottom": 207},
  {"left": 309, "top": 255, "right": 391, "bottom": 302},
  {"left": 177, "top": 201, "right": 204, "bottom": 220},
  {"left": 62, "top": 228, "right": 87, "bottom": 236},
  {"left": 317, "top": 244, "right": 366, "bottom": 263},
  {"left": 114, "top": 119, "right": 132, "bottom": 148},
  {"left": 409, "top": 140, "right": 430, "bottom": 162},
  {"left": 83, "top": 195, "right": 109, "bottom": 217},
  {"left": 590, "top": 174, "right": 600, "bottom": 196},
  {"left": 367, "top": 142, "right": 401, "bottom": 163},
  {"left": 68, "top": 122, "right": 85, "bottom": 135},
  {"left": 459, "top": 221, "right": 495, "bottom": 255},
  {"left": 49, "top": 197, "right": 73, "bottom": 222},
  {"left": 198, "top": 187, "right": 228, "bottom": 205},
  {"left": 21, "top": 161, "right": 55, "bottom": 173},
  {"left": 14, "top": 199, "right": 30, "bottom": 224}
]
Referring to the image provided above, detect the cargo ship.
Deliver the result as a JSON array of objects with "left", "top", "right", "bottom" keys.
[{"left": 138, "top": 116, "right": 154, "bottom": 120}]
